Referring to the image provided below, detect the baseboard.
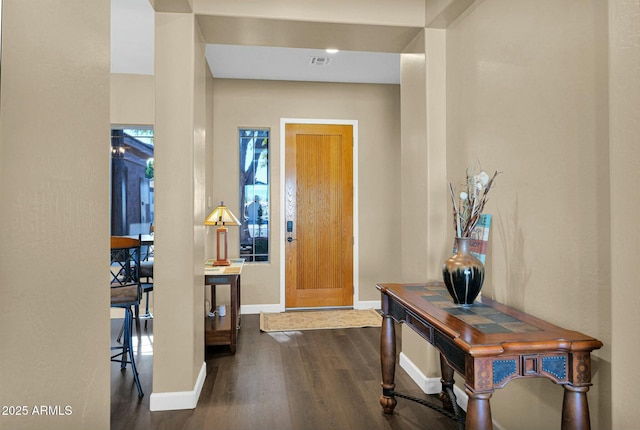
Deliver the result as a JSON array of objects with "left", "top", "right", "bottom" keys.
[
  {"left": 149, "top": 361, "right": 206, "bottom": 411},
  {"left": 353, "top": 300, "right": 381, "bottom": 310},
  {"left": 240, "top": 301, "right": 381, "bottom": 314},
  {"left": 399, "top": 352, "right": 468, "bottom": 411},
  {"left": 241, "top": 303, "right": 282, "bottom": 314}
]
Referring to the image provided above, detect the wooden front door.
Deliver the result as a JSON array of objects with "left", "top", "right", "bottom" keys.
[{"left": 285, "top": 123, "right": 353, "bottom": 309}]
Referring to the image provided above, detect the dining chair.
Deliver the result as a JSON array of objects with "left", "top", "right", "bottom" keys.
[
  {"left": 116, "top": 234, "right": 153, "bottom": 341},
  {"left": 142, "top": 224, "right": 154, "bottom": 261},
  {"left": 139, "top": 233, "right": 153, "bottom": 330},
  {"left": 110, "top": 236, "right": 144, "bottom": 397}
]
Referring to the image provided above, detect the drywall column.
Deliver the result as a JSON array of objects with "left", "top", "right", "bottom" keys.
[
  {"left": 0, "top": 1, "right": 111, "bottom": 429},
  {"left": 424, "top": 29, "right": 449, "bottom": 278},
  {"left": 400, "top": 38, "right": 429, "bottom": 280},
  {"left": 151, "top": 11, "right": 207, "bottom": 410},
  {"left": 399, "top": 29, "right": 449, "bottom": 391},
  {"left": 610, "top": 1, "right": 640, "bottom": 428}
]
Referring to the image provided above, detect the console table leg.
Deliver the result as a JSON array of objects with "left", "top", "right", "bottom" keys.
[
  {"left": 379, "top": 314, "right": 397, "bottom": 414},
  {"left": 465, "top": 389, "right": 493, "bottom": 430},
  {"left": 561, "top": 385, "right": 591, "bottom": 430},
  {"left": 438, "top": 354, "right": 459, "bottom": 415}
]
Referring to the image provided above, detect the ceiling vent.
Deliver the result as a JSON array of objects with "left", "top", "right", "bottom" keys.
[{"left": 310, "top": 57, "right": 332, "bottom": 66}]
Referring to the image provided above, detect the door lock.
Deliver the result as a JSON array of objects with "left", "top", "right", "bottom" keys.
[{"left": 286, "top": 220, "right": 296, "bottom": 242}]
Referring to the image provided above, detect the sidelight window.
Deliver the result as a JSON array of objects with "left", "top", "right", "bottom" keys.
[{"left": 239, "top": 128, "right": 270, "bottom": 262}]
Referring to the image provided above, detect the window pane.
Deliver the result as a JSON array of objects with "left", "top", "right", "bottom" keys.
[
  {"left": 239, "top": 128, "right": 269, "bottom": 262},
  {"left": 110, "top": 128, "right": 154, "bottom": 237}
]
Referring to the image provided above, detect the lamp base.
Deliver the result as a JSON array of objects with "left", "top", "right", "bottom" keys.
[
  {"left": 214, "top": 227, "right": 230, "bottom": 266},
  {"left": 213, "top": 259, "right": 230, "bottom": 266}
]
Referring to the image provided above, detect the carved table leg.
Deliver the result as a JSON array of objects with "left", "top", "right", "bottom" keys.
[
  {"left": 561, "top": 385, "right": 591, "bottom": 430},
  {"left": 438, "top": 353, "right": 459, "bottom": 415},
  {"left": 379, "top": 314, "right": 397, "bottom": 414},
  {"left": 465, "top": 389, "right": 493, "bottom": 430}
]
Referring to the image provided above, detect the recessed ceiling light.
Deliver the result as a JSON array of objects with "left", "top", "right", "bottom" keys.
[{"left": 326, "top": 49, "right": 339, "bottom": 54}]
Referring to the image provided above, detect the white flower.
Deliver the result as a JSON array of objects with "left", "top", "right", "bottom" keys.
[
  {"left": 459, "top": 191, "right": 468, "bottom": 200},
  {"left": 476, "top": 171, "right": 490, "bottom": 186}
]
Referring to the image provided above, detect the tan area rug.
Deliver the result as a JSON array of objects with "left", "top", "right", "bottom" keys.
[{"left": 260, "top": 309, "right": 382, "bottom": 332}]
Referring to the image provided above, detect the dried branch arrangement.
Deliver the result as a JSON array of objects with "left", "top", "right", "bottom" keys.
[{"left": 448, "top": 168, "right": 499, "bottom": 238}]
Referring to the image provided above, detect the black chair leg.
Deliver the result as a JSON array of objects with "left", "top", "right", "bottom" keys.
[
  {"left": 117, "top": 321, "right": 124, "bottom": 343},
  {"left": 144, "top": 292, "right": 152, "bottom": 330},
  {"left": 125, "top": 307, "right": 144, "bottom": 397}
]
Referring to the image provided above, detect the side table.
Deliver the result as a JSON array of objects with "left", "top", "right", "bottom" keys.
[{"left": 204, "top": 258, "right": 244, "bottom": 353}]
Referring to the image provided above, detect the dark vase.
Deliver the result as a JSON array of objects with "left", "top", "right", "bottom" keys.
[{"left": 442, "top": 237, "right": 485, "bottom": 306}]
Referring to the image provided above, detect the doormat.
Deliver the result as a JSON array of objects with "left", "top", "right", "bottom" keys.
[{"left": 260, "top": 309, "right": 382, "bottom": 332}]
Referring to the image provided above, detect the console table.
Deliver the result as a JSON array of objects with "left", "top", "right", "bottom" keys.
[
  {"left": 377, "top": 282, "right": 602, "bottom": 430},
  {"left": 204, "top": 258, "right": 244, "bottom": 353}
]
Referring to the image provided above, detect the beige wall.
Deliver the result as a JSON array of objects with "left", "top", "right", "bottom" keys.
[
  {"left": 0, "top": 1, "right": 111, "bottom": 429},
  {"left": 110, "top": 74, "right": 155, "bottom": 126},
  {"left": 609, "top": 0, "right": 640, "bottom": 428},
  {"left": 444, "top": 0, "right": 611, "bottom": 428},
  {"left": 211, "top": 79, "right": 402, "bottom": 306}
]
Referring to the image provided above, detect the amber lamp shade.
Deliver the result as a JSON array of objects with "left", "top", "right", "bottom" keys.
[{"left": 205, "top": 202, "right": 240, "bottom": 266}]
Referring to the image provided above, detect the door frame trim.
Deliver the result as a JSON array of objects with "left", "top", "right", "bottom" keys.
[{"left": 279, "top": 118, "right": 359, "bottom": 312}]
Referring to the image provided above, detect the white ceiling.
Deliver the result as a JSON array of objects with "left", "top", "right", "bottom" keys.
[
  {"left": 205, "top": 44, "right": 400, "bottom": 84},
  {"left": 111, "top": 0, "right": 401, "bottom": 84},
  {"left": 111, "top": 0, "right": 155, "bottom": 75}
]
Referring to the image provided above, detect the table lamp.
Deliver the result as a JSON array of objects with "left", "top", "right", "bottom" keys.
[{"left": 205, "top": 201, "right": 240, "bottom": 266}]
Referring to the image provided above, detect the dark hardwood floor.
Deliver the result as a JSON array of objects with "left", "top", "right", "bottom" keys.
[{"left": 111, "top": 314, "right": 463, "bottom": 430}]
